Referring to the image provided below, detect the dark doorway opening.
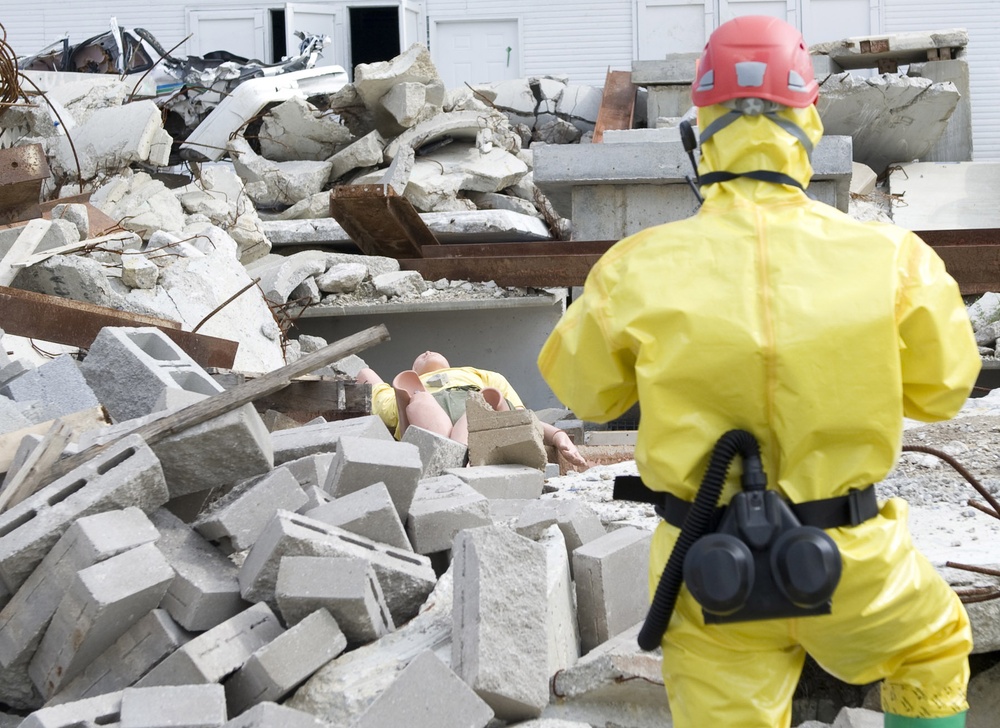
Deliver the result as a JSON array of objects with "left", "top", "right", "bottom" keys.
[
  {"left": 269, "top": 9, "right": 287, "bottom": 63},
  {"left": 349, "top": 6, "right": 400, "bottom": 72}
]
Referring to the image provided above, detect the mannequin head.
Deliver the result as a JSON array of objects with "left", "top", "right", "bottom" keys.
[{"left": 412, "top": 351, "right": 451, "bottom": 375}]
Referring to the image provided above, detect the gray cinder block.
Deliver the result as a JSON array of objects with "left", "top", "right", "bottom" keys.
[
  {"left": 445, "top": 464, "right": 545, "bottom": 500},
  {"left": 239, "top": 510, "right": 435, "bottom": 628},
  {"left": 282, "top": 453, "right": 334, "bottom": 490},
  {"left": 0, "top": 434, "right": 168, "bottom": 598},
  {"left": 572, "top": 527, "right": 652, "bottom": 653},
  {"left": 353, "top": 650, "right": 494, "bottom": 728},
  {"left": 30, "top": 543, "right": 176, "bottom": 698},
  {"left": 406, "top": 474, "right": 492, "bottom": 555},
  {"left": 452, "top": 525, "right": 548, "bottom": 722},
  {"left": 79, "top": 326, "right": 225, "bottom": 423},
  {"left": 137, "top": 603, "right": 284, "bottom": 688},
  {"left": 0, "top": 354, "right": 101, "bottom": 423},
  {"left": 271, "top": 415, "right": 393, "bottom": 466},
  {"left": 276, "top": 555, "right": 394, "bottom": 645},
  {"left": 0, "top": 507, "right": 159, "bottom": 671},
  {"left": 18, "top": 690, "right": 123, "bottom": 728},
  {"left": 401, "top": 425, "right": 468, "bottom": 477},
  {"left": 224, "top": 608, "right": 346, "bottom": 714},
  {"left": 325, "top": 436, "right": 422, "bottom": 520},
  {"left": 304, "top": 482, "right": 411, "bottom": 551},
  {"left": 46, "top": 609, "right": 191, "bottom": 706},
  {"left": 193, "top": 469, "right": 308, "bottom": 552},
  {"left": 151, "top": 509, "right": 249, "bottom": 632},
  {"left": 120, "top": 684, "right": 227, "bottom": 728},
  {"left": 220, "top": 701, "right": 326, "bottom": 728},
  {"left": 514, "top": 499, "right": 607, "bottom": 558},
  {"left": 539, "top": 525, "right": 581, "bottom": 676}
]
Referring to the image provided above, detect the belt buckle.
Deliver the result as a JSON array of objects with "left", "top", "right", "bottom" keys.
[{"left": 847, "top": 488, "right": 863, "bottom": 527}]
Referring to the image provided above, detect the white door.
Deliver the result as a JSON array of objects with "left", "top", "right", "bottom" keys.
[
  {"left": 400, "top": 0, "right": 425, "bottom": 48},
  {"left": 285, "top": 4, "right": 338, "bottom": 67},
  {"left": 637, "top": 0, "right": 715, "bottom": 59},
  {"left": 186, "top": 9, "right": 267, "bottom": 62},
  {"left": 718, "top": 0, "right": 800, "bottom": 25},
  {"left": 431, "top": 19, "right": 520, "bottom": 89}
]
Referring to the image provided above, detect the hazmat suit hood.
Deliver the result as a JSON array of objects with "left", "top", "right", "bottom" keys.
[{"left": 695, "top": 102, "right": 825, "bottom": 200}]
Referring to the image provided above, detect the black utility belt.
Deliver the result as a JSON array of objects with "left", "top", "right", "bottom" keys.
[{"left": 612, "top": 475, "right": 879, "bottom": 530}]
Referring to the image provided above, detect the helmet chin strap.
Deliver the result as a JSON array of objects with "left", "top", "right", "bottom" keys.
[{"left": 696, "top": 99, "right": 815, "bottom": 192}]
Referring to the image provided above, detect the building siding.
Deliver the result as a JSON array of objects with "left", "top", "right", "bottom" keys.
[{"left": 884, "top": 1, "right": 999, "bottom": 159}]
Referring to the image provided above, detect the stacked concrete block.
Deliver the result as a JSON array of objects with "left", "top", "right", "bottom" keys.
[
  {"left": 401, "top": 425, "right": 468, "bottom": 477},
  {"left": 193, "top": 469, "right": 308, "bottom": 553},
  {"left": 137, "top": 603, "right": 284, "bottom": 687},
  {"left": 0, "top": 353, "right": 101, "bottom": 423},
  {"left": 0, "top": 433, "right": 168, "bottom": 599},
  {"left": 78, "top": 326, "right": 226, "bottom": 423},
  {"left": 240, "top": 510, "right": 436, "bottom": 627},
  {"left": 452, "top": 525, "right": 549, "bottom": 722},
  {"left": 47, "top": 609, "right": 192, "bottom": 706},
  {"left": 353, "top": 649, "right": 494, "bottom": 728},
  {"left": 30, "top": 542, "right": 176, "bottom": 698},
  {"left": 406, "top": 474, "right": 492, "bottom": 555},
  {"left": 514, "top": 499, "right": 607, "bottom": 561},
  {"left": 304, "top": 482, "right": 411, "bottom": 551},
  {"left": 572, "top": 527, "right": 652, "bottom": 653},
  {"left": 0, "top": 507, "right": 159, "bottom": 710},
  {"left": 539, "top": 524, "right": 581, "bottom": 677},
  {"left": 150, "top": 509, "right": 249, "bottom": 632},
  {"left": 18, "top": 690, "right": 124, "bottom": 728},
  {"left": 120, "top": 684, "right": 227, "bottom": 728},
  {"left": 271, "top": 415, "right": 393, "bottom": 466},
  {"left": 276, "top": 555, "right": 394, "bottom": 645},
  {"left": 465, "top": 396, "right": 547, "bottom": 470},
  {"left": 299, "top": 485, "right": 331, "bottom": 512},
  {"left": 446, "top": 463, "right": 545, "bottom": 500},
  {"left": 225, "top": 608, "right": 346, "bottom": 714},
  {"left": 324, "top": 435, "right": 422, "bottom": 519},
  {"left": 221, "top": 702, "right": 327, "bottom": 728}
]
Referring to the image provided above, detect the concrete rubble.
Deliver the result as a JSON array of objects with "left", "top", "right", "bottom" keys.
[{"left": 0, "top": 24, "right": 997, "bottom": 728}]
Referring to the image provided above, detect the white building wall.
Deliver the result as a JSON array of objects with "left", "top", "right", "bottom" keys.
[
  {"left": 884, "top": 0, "right": 999, "bottom": 159},
  {"left": 428, "top": 0, "right": 635, "bottom": 87}
]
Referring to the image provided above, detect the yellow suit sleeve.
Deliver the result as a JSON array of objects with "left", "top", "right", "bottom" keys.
[{"left": 897, "top": 232, "right": 981, "bottom": 422}]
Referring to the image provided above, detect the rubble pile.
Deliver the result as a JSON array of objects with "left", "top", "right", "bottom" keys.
[{"left": 0, "top": 322, "right": 659, "bottom": 727}]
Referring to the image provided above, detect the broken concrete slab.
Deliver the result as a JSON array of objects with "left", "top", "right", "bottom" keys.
[
  {"left": 229, "top": 137, "right": 333, "bottom": 209},
  {"left": 811, "top": 28, "right": 969, "bottom": 71},
  {"left": 888, "top": 161, "right": 1000, "bottom": 230},
  {"left": 353, "top": 43, "right": 446, "bottom": 138},
  {"left": 817, "top": 72, "right": 960, "bottom": 176},
  {"left": 258, "top": 97, "right": 353, "bottom": 163}
]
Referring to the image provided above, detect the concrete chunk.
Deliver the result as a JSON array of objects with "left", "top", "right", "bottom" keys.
[
  {"left": 194, "top": 469, "right": 308, "bottom": 552},
  {"left": 402, "top": 425, "right": 468, "bottom": 478},
  {"left": 465, "top": 397, "right": 546, "bottom": 470},
  {"left": 514, "top": 499, "right": 607, "bottom": 559},
  {"left": 221, "top": 701, "right": 326, "bottom": 728},
  {"left": 30, "top": 542, "right": 176, "bottom": 698},
  {"left": 325, "top": 436, "right": 422, "bottom": 519},
  {"left": 452, "top": 525, "right": 548, "bottom": 721},
  {"left": 0, "top": 433, "right": 168, "bottom": 597},
  {"left": 120, "top": 684, "right": 227, "bottom": 728},
  {"left": 0, "top": 354, "right": 101, "bottom": 423},
  {"left": 271, "top": 415, "right": 393, "bottom": 465},
  {"left": 18, "top": 690, "right": 123, "bottom": 728},
  {"left": 225, "top": 608, "right": 346, "bottom": 714},
  {"left": 150, "top": 509, "right": 249, "bottom": 632},
  {"left": 304, "top": 482, "right": 411, "bottom": 551},
  {"left": 137, "top": 603, "right": 284, "bottom": 687},
  {"left": 406, "top": 475, "right": 492, "bottom": 555},
  {"left": 354, "top": 649, "right": 493, "bottom": 728},
  {"left": 572, "top": 527, "right": 652, "bottom": 653},
  {"left": 446, "top": 463, "right": 545, "bottom": 500},
  {"left": 240, "top": 511, "right": 435, "bottom": 628},
  {"left": 276, "top": 555, "right": 394, "bottom": 645},
  {"left": 539, "top": 525, "right": 580, "bottom": 677}
]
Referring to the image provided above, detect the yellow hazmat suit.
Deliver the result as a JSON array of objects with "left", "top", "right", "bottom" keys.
[
  {"left": 370, "top": 365, "right": 524, "bottom": 439},
  {"left": 537, "top": 102, "right": 980, "bottom": 727}
]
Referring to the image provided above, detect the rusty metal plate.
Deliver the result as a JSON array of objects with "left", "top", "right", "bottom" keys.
[
  {"left": 593, "top": 70, "right": 636, "bottom": 144},
  {"left": 400, "top": 253, "right": 604, "bottom": 288},
  {"left": 329, "top": 185, "right": 439, "bottom": 259},
  {"left": 0, "top": 144, "right": 50, "bottom": 226}
]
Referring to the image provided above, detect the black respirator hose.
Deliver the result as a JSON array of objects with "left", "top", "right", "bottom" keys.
[{"left": 636, "top": 429, "right": 764, "bottom": 651}]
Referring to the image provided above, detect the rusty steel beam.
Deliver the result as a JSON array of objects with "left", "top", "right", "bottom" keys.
[
  {"left": 329, "top": 185, "right": 440, "bottom": 259},
  {"left": 918, "top": 229, "right": 1000, "bottom": 247},
  {"left": 419, "top": 240, "right": 615, "bottom": 258},
  {"left": 0, "top": 286, "right": 239, "bottom": 369},
  {"left": 400, "top": 253, "right": 604, "bottom": 288},
  {"left": 930, "top": 246, "right": 1000, "bottom": 296}
]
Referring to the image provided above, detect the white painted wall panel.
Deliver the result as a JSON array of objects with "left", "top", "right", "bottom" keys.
[{"left": 885, "top": 1, "right": 1000, "bottom": 159}]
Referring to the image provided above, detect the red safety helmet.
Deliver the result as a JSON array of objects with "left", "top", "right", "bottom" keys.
[{"left": 691, "top": 15, "right": 819, "bottom": 109}]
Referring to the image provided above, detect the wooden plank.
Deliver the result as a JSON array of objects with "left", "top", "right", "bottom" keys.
[
  {"left": 40, "top": 324, "right": 390, "bottom": 486},
  {"left": 593, "top": 70, "right": 637, "bottom": 143},
  {"left": 0, "top": 406, "right": 109, "bottom": 474},
  {"left": 0, "top": 420, "right": 74, "bottom": 513},
  {"left": 0, "top": 286, "right": 239, "bottom": 370},
  {"left": 329, "top": 185, "right": 440, "bottom": 258},
  {"left": 0, "top": 220, "right": 50, "bottom": 286}
]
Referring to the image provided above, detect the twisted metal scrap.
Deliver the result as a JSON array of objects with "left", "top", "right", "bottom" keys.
[
  {"left": 901, "top": 444, "right": 1000, "bottom": 604},
  {"left": 0, "top": 23, "right": 22, "bottom": 109}
]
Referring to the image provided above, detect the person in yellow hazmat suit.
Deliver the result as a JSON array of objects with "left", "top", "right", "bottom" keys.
[{"left": 537, "top": 15, "right": 980, "bottom": 728}]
